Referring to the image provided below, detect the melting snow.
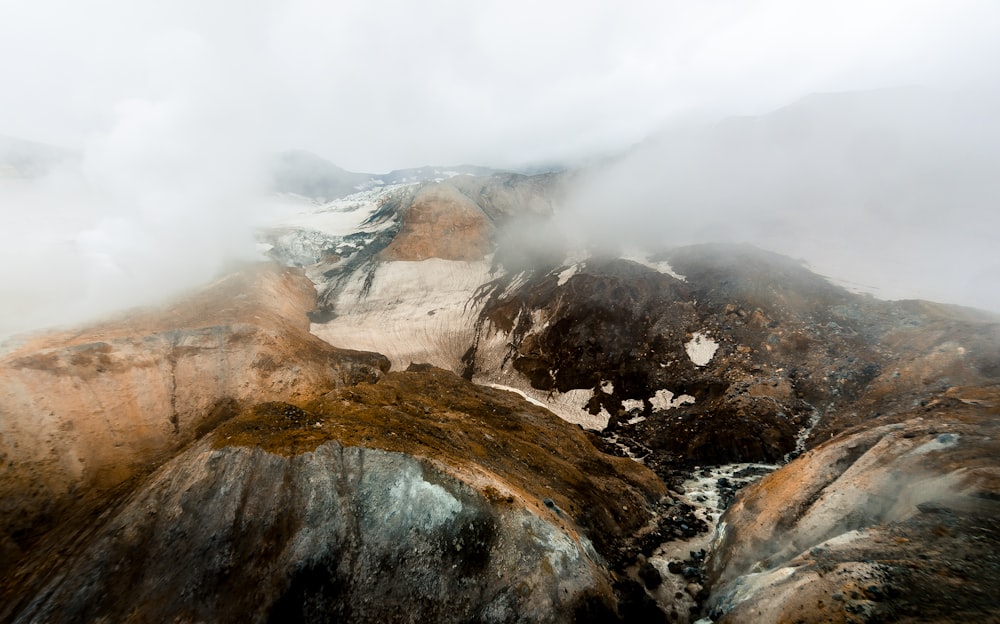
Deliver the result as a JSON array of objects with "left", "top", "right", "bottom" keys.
[
  {"left": 649, "top": 388, "right": 696, "bottom": 410},
  {"left": 262, "top": 185, "right": 411, "bottom": 237},
  {"left": 685, "top": 331, "right": 719, "bottom": 367},
  {"left": 622, "top": 399, "right": 644, "bottom": 412},
  {"left": 311, "top": 258, "right": 493, "bottom": 372},
  {"left": 621, "top": 252, "right": 687, "bottom": 282},
  {"left": 556, "top": 264, "right": 579, "bottom": 286},
  {"left": 482, "top": 383, "right": 549, "bottom": 409}
]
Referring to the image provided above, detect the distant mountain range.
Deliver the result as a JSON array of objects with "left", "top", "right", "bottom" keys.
[
  {"left": 0, "top": 135, "right": 520, "bottom": 197},
  {"left": 270, "top": 149, "right": 506, "bottom": 201}
]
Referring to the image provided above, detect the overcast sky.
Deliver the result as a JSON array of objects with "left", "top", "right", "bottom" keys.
[
  {"left": 2, "top": 0, "right": 999, "bottom": 172},
  {"left": 2, "top": 0, "right": 1000, "bottom": 339}
]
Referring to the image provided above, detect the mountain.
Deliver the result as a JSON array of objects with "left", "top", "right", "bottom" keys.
[
  {"left": 3, "top": 125, "right": 1000, "bottom": 620},
  {"left": 271, "top": 149, "right": 507, "bottom": 201},
  {"left": 271, "top": 150, "right": 374, "bottom": 201}
]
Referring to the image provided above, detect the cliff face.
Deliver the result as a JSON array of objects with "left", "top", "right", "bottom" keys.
[{"left": 0, "top": 265, "right": 389, "bottom": 577}]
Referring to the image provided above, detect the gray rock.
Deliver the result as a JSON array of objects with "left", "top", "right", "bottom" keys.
[{"left": 11, "top": 440, "right": 615, "bottom": 623}]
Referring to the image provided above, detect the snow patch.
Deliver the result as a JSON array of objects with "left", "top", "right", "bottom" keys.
[
  {"left": 312, "top": 259, "right": 493, "bottom": 372},
  {"left": 621, "top": 252, "right": 687, "bottom": 281},
  {"left": 649, "top": 388, "right": 696, "bottom": 410},
  {"left": 685, "top": 331, "right": 718, "bottom": 367},
  {"left": 262, "top": 184, "right": 410, "bottom": 237},
  {"left": 501, "top": 271, "right": 530, "bottom": 298},
  {"left": 556, "top": 264, "right": 579, "bottom": 286},
  {"left": 481, "top": 383, "right": 607, "bottom": 430},
  {"left": 622, "top": 399, "right": 644, "bottom": 412},
  {"left": 481, "top": 383, "right": 549, "bottom": 409}
]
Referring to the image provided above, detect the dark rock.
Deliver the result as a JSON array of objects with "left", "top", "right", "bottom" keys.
[
  {"left": 638, "top": 562, "right": 663, "bottom": 590},
  {"left": 613, "top": 579, "right": 669, "bottom": 624}
]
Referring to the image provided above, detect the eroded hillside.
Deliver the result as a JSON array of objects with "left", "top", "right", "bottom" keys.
[{"left": 2, "top": 172, "right": 998, "bottom": 622}]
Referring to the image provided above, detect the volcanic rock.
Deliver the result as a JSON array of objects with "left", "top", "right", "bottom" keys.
[
  {"left": 704, "top": 387, "right": 1000, "bottom": 623},
  {"left": 0, "top": 264, "right": 389, "bottom": 578},
  {"left": 2, "top": 367, "right": 667, "bottom": 623}
]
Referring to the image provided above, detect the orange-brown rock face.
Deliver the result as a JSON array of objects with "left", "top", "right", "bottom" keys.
[
  {"left": 379, "top": 183, "right": 495, "bottom": 261},
  {"left": 705, "top": 387, "right": 1000, "bottom": 623},
  {"left": 0, "top": 264, "right": 388, "bottom": 576}
]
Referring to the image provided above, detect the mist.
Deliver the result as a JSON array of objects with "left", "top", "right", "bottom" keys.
[
  {"left": 3, "top": 1, "right": 1000, "bottom": 340},
  {"left": 0, "top": 27, "right": 271, "bottom": 341},
  {"left": 564, "top": 87, "right": 1000, "bottom": 310}
]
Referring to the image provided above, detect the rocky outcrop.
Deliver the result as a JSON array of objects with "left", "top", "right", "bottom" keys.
[
  {"left": 0, "top": 264, "right": 389, "bottom": 578},
  {"left": 704, "top": 386, "right": 1000, "bottom": 623},
  {"left": 3, "top": 367, "right": 671, "bottom": 623}
]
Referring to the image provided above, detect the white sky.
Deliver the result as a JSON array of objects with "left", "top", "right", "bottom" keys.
[
  {"left": 2, "top": 0, "right": 998, "bottom": 171},
  {"left": 2, "top": 0, "right": 999, "bottom": 338}
]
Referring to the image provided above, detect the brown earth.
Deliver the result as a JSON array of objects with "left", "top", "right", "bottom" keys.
[{"left": 0, "top": 263, "right": 389, "bottom": 578}]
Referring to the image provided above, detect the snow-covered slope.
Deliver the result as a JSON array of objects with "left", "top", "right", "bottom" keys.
[
  {"left": 312, "top": 257, "right": 493, "bottom": 372},
  {"left": 257, "top": 176, "right": 594, "bottom": 419}
]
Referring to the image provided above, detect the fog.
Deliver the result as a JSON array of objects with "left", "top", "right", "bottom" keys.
[
  {"left": 565, "top": 87, "right": 1000, "bottom": 310},
  {"left": 2, "top": 1, "right": 1000, "bottom": 339}
]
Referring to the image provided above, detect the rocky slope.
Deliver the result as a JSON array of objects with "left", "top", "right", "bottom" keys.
[
  {"left": 705, "top": 386, "right": 1000, "bottom": 623},
  {"left": 255, "top": 176, "right": 1000, "bottom": 620},
  {"left": 3, "top": 171, "right": 999, "bottom": 622},
  {"left": 1, "top": 251, "right": 682, "bottom": 622},
  {"left": 6, "top": 367, "right": 672, "bottom": 623},
  {"left": 0, "top": 264, "right": 389, "bottom": 579}
]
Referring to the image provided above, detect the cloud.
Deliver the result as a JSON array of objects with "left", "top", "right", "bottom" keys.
[
  {"left": 2, "top": 1, "right": 999, "bottom": 171},
  {"left": 563, "top": 87, "right": 1000, "bottom": 311},
  {"left": 2, "top": 1, "right": 1000, "bottom": 339},
  {"left": 0, "top": 24, "right": 271, "bottom": 340}
]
